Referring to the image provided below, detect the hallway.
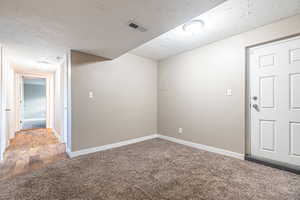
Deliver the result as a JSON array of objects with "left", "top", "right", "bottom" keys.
[{"left": 0, "top": 129, "right": 67, "bottom": 180}]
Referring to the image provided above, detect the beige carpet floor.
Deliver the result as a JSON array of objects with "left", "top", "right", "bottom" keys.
[{"left": 0, "top": 138, "right": 300, "bottom": 200}]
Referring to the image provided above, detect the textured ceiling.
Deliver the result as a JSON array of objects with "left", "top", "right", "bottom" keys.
[
  {"left": 131, "top": 0, "right": 300, "bottom": 61},
  {"left": 0, "top": 0, "right": 225, "bottom": 70}
]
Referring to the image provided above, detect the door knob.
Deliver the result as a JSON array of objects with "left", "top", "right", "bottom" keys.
[{"left": 252, "top": 104, "right": 259, "bottom": 111}]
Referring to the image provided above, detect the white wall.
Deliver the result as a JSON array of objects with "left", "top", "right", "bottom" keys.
[
  {"left": 54, "top": 67, "right": 61, "bottom": 135},
  {"left": 6, "top": 63, "right": 15, "bottom": 140},
  {"left": 53, "top": 61, "right": 66, "bottom": 142},
  {"left": 0, "top": 46, "right": 15, "bottom": 159},
  {"left": 158, "top": 14, "right": 300, "bottom": 154}
]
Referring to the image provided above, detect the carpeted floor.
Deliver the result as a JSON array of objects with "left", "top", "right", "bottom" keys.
[{"left": 0, "top": 138, "right": 300, "bottom": 200}]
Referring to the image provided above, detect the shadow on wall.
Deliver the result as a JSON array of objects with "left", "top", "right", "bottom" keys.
[{"left": 71, "top": 50, "right": 110, "bottom": 66}]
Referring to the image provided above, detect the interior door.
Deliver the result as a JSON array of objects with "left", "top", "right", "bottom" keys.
[{"left": 249, "top": 36, "right": 300, "bottom": 166}]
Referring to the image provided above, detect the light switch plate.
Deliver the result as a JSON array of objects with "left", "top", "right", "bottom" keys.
[
  {"left": 226, "top": 89, "right": 232, "bottom": 96},
  {"left": 178, "top": 128, "right": 183, "bottom": 134},
  {"left": 89, "top": 91, "right": 94, "bottom": 98}
]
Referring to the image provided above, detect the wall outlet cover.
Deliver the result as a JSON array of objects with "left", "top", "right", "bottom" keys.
[{"left": 178, "top": 128, "right": 183, "bottom": 134}]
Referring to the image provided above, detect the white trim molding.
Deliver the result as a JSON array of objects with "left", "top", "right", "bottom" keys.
[
  {"left": 67, "top": 134, "right": 244, "bottom": 160},
  {"left": 53, "top": 129, "right": 63, "bottom": 143},
  {"left": 0, "top": 45, "right": 4, "bottom": 161},
  {"left": 67, "top": 134, "right": 158, "bottom": 158},
  {"left": 157, "top": 135, "right": 244, "bottom": 160},
  {"left": 66, "top": 51, "right": 72, "bottom": 152}
]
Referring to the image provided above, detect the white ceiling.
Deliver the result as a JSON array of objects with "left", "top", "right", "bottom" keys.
[
  {"left": 131, "top": 0, "right": 300, "bottom": 61},
  {"left": 0, "top": 0, "right": 225, "bottom": 70},
  {"left": 11, "top": 61, "right": 60, "bottom": 73}
]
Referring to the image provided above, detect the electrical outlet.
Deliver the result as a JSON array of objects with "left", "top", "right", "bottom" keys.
[{"left": 178, "top": 128, "right": 183, "bottom": 134}]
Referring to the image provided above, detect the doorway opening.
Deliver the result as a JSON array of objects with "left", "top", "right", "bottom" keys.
[
  {"left": 0, "top": 50, "right": 70, "bottom": 179},
  {"left": 20, "top": 76, "right": 47, "bottom": 130}
]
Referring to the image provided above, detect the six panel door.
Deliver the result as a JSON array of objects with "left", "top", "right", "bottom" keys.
[{"left": 250, "top": 36, "right": 300, "bottom": 166}]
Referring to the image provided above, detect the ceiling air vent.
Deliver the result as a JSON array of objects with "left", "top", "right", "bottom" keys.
[{"left": 128, "top": 20, "right": 147, "bottom": 32}]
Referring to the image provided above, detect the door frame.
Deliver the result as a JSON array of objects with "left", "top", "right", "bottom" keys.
[
  {"left": 15, "top": 73, "right": 53, "bottom": 131},
  {"left": 65, "top": 51, "right": 72, "bottom": 152},
  {"left": 0, "top": 45, "right": 5, "bottom": 161},
  {"left": 245, "top": 34, "right": 300, "bottom": 172},
  {"left": 0, "top": 45, "right": 11, "bottom": 160}
]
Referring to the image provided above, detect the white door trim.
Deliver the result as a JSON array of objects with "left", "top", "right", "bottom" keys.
[
  {"left": 15, "top": 72, "right": 53, "bottom": 131},
  {"left": 247, "top": 35, "right": 300, "bottom": 52},
  {"left": 66, "top": 50, "right": 72, "bottom": 152},
  {"left": 0, "top": 46, "right": 11, "bottom": 160},
  {"left": 53, "top": 51, "right": 71, "bottom": 148},
  {"left": 0, "top": 45, "right": 5, "bottom": 160}
]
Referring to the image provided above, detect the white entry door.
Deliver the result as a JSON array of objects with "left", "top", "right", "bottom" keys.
[{"left": 249, "top": 36, "right": 300, "bottom": 166}]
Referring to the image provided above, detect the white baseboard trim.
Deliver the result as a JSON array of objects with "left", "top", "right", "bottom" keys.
[
  {"left": 67, "top": 134, "right": 158, "bottom": 158},
  {"left": 66, "top": 147, "right": 72, "bottom": 158},
  {"left": 157, "top": 135, "right": 244, "bottom": 160},
  {"left": 66, "top": 133, "right": 244, "bottom": 160},
  {"left": 0, "top": 151, "right": 3, "bottom": 161},
  {"left": 53, "top": 129, "right": 63, "bottom": 143}
]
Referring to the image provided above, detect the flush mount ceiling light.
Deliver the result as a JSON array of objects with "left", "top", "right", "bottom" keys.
[{"left": 182, "top": 19, "right": 205, "bottom": 34}]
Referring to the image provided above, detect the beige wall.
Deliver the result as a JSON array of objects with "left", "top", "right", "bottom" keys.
[
  {"left": 158, "top": 15, "right": 300, "bottom": 154},
  {"left": 71, "top": 51, "right": 157, "bottom": 151}
]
